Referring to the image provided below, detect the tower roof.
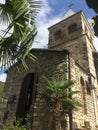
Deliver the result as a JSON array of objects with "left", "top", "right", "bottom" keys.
[{"left": 63, "top": 9, "right": 75, "bottom": 19}]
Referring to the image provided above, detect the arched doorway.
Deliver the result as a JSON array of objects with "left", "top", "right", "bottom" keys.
[{"left": 16, "top": 73, "right": 37, "bottom": 119}]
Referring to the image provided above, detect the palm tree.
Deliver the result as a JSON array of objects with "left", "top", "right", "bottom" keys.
[
  {"left": 40, "top": 77, "right": 82, "bottom": 130},
  {"left": 0, "top": 0, "right": 41, "bottom": 71}
]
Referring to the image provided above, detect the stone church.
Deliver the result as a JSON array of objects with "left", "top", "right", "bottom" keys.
[{"left": 0, "top": 9, "right": 98, "bottom": 130}]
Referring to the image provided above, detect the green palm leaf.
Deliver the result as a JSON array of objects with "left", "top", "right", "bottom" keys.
[
  {"left": 0, "top": 0, "right": 41, "bottom": 71},
  {"left": 40, "top": 77, "right": 82, "bottom": 112}
]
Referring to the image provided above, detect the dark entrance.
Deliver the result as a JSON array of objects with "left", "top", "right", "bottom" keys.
[{"left": 16, "top": 73, "right": 37, "bottom": 119}]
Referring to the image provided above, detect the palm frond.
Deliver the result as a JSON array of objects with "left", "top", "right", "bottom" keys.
[
  {"left": 68, "top": 90, "right": 80, "bottom": 96},
  {"left": 0, "top": 2, "right": 12, "bottom": 25},
  {"left": 62, "top": 98, "right": 82, "bottom": 113},
  {"left": 0, "top": 0, "right": 41, "bottom": 71},
  {"left": 40, "top": 77, "right": 82, "bottom": 111}
]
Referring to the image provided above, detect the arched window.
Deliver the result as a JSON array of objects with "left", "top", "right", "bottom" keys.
[
  {"left": 16, "top": 73, "right": 37, "bottom": 120},
  {"left": 80, "top": 76, "right": 85, "bottom": 86},
  {"left": 54, "top": 30, "right": 62, "bottom": 40},
  {"left": 80, "top": 76, "right": 87, "bottom": 114},
  {"left": 68, "top": 23, "right": 77, "bottom": 34}
]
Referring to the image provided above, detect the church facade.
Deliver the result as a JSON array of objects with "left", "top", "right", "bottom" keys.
[{"left": 0, "top": 10, "right": 98, "bottom": 130}]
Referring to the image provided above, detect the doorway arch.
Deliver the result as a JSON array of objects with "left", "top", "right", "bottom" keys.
[{"left": 16, "top": 73, "right": 37, "bottom": 119}]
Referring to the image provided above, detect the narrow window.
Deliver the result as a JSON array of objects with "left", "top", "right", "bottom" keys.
[
  {"left": 54, "top": 30, "right": 62, "bottom": 40},
  {"left": 80, "top": 76, "right": 87, "bottom": 114},
  {"left": 16, "top": 73, "right": 37, "bottom": 120},
  {"left": 86, "top": 81, "right": 91, "bottom": 95},
  {"left": 68, "top": 23, "right": 77, "bottom": 34}
]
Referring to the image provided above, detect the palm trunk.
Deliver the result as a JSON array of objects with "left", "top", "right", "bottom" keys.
[
  {"left": 53, "top": 112, "right": 61, "bottom": 130},
  {"left": 52, "top": 100, "right": 62, "bottom": 130},
  {"left": 69, "top": 113, "right": 73, "bottom": 130}
]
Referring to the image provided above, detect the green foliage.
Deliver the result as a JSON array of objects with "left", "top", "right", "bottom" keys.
[
  {"left": 1, "top": 119, "right": 26, "bottom": 130},
  {"left": 86, "top": 0, "right": 98, "bottom": 13},
  {"left": 39, "top": 77, "right": 82, "bottom": 130},
  {"left": 92, "top": 16, "right": 98, "bottom": 37},
  {"left": 0, "top": 115, "right": 32, "bottom": 130},
  {"left": 0, "top": 0, "right": 41, "bottom": 71},
  {"left": 40, "top": 77, "right": 82, "bottom": 114},
  {"left": 86, "top": 0, "right": 98, "bottom": 37}
]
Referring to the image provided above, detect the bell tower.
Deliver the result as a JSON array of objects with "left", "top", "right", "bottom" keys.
[{"left": 48, "top": 10, "right": 96, "bottom": 77}]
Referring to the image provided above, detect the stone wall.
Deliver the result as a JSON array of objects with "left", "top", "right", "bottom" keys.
[
  {"left": 0, "top": 49, "right": 69, "bottom": 130},
  {"left": 71, "top": 61, "right": 97, "bottom": 130},
  {"left": 0, "top": 49, "right": 98, "bottom": 130}
]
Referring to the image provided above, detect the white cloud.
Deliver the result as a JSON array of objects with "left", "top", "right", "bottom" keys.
[
  {"left": 0, "top": 73, "right": 7, "bottom": 82},
  {"left": 0, "top": 0, "right": 5, "bottom": 4},
  {"left": 48, "top": 0, "right": 57, "bottom": 5},
  {"left": 33, "top": 0, "right": 62, "bottom": 48},
  {"left": 33, "top": 16, "right": 62, "bottom": 48},
  {"left": 37, "top": 0, "right": 52, "bottom": 21}
]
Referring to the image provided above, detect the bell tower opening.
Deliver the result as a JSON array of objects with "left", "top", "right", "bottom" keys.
[{"left": 68, "top": 23, "right": 77, "bottom": 34}]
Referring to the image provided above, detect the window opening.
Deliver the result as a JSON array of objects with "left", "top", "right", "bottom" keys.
[
  {"left": 80, "top": 76, "right": 87, "bottom": 114},
  {"left": 16, "top": 73, "right": 37, "bottom": 120},
  {"left": 54, "top": 30, "right": 62, "bottom": 40},
  {"left": 68, "top": 23, "right": 77, "bottom": 34}
]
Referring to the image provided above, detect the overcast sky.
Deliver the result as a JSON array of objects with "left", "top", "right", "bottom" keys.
[{"left": 0, "top": 0, "right": 98, "bottom": 82}]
